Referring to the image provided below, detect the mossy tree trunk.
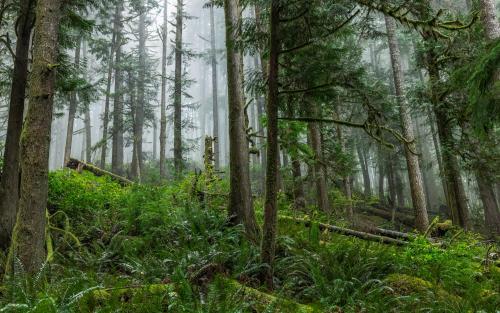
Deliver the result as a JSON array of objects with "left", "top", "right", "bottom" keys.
[
  {"left": 224, "top": 0, "right": 260, "bottom": 241},
  {"left": 261, "top": 0, "right": 280, "bottom": 289},
  {"left": 0, "top": 0, "right": 35, "bottom": 251},
  {"left": 385, "top": 15, "right": 429, "bottom": 232},
  {"left": 8, "top": 0, "right": 63, "bottom": 274}
]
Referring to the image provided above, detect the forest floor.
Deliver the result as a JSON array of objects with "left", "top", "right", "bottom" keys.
[{"left": 0, "top": 169, "right": 499, "bottom": 312}]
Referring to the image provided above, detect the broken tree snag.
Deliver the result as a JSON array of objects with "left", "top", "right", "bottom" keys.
[
  {"left": 281, "top": 216, "right": 408, "bottom": 246},
  {"left": 66, "top": 158, "right": 133, "bottom": 186}
]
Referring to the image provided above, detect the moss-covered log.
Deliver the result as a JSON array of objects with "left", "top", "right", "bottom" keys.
[
  {"left": 66, "top": 158, "right": 133, "bottom": 186},
  {"left": 216, "top": 278, "right": 317, "bottom": 312}
]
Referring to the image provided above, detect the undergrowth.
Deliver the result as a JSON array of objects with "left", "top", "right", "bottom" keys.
[{"left": 0, "top": 169, "right": 498, "bottom": 312}]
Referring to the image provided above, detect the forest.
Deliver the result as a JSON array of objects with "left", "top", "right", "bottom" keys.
[{"left": 0, "top": 0, "right": 499, "bottom": 311}]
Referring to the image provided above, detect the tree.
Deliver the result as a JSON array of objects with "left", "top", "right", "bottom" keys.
[
  {"left": 261, "top": 0, "right": 280, "bottom": 289},
  {"left": 8, "top": 0, "right": 64, "bottom": 274},
  {"left": 224, "top": 0, "right": 259, "bottom": 241},
  {"left": 111, "top": 2, "right": 124, "bottom": 176},
  {"left": 132, "top": 1, "right": 146, "bottom": 180},
  {"left": 159, "top": 0, "right": 168, "bottom": 179},
  {"left": 64, "top": 38, "right": 82, "bottom": 165},
  {"left": 209, "top": 1, "right": 220, "bottom": 170},
  {"left": 384, "top": 15, "right": 429, "bottom": 232},
  {"left": 173, "top": 0, "right": 183, "bottom": 178},
  {"left": 0, "top": 0, "right": 35, "bottom": 251},
  {"left": 100, "top": 4, "right": 120, "bottom": 169}
]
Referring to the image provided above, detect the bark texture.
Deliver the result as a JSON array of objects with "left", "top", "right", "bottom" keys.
[
  {"left": 385, "top": 15, "right": 429, "bottom": 232},
  {"left": 0, "top": 0, "right": 35, "bottom": 251},
  {"left": 224, "top": 0, "right": 260, "bottom": 242},
  {"left": 8, "top": 0, "right": 63, "bottom": 274},
  {"left": 480, "top": 0, "right": 500, "bottom": 40}
]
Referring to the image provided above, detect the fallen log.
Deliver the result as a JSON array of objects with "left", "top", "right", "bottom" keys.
[
  {"left": 218, "top": 278, "right": 317, "bottom": 313},
  {"left": 358, "top": 205, "right": 415, "bottom": 228},
  {"left": 371, "top": 227, "right": 414, "bottom": 240},
  {"left": 280, "top": 216, "right": 408, "bottom": 246},
  {"left": 66, "top": 158, "right": 133, "bottom": 186}
]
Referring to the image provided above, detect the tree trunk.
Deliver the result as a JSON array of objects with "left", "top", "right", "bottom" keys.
[
  {"left": 307, "top": 104, "right": 331, "bottom": 213},
  {"left": 480, "top": 0, "right": 500, "bottom": 41},
  {"left": 210, "top": 2, "right": 220, "bottom": 170},
  {"left": 159, "top": 0, "right": 168, "bottom": 179},
  {"left": 111, "top": 3, "right": 124, "bottom": 176},
  {"left": 335, "top": 108, "right": 353, "bottom": 220},
  {"left": 394, "top": 166, "right": 405, "bottom": 208},
  {"left": 0, "top": 0, "right": 35, "bottom": 251},
  {"left": 173, "top": 0, "right": 183, "bottom": 178},
  {"left": 356, "top": 142, "right": 372, "bottom": 198},
  {"left": 134, "top": 4, "right": 146, "bottom": 179},
  {"left": 99, "top": 9, "right": 118, "bottom": 169},
  {"left": 64, "top": 38, "right": 82, "bottom": 165},
  {"left": 427, "top": 52, "right": 470, "bottom": 229},
  {"left": 254, "top": 56, "right": 267, "bottom": 191},
  {"left": 476, "top": 173, "right": 500, "bottom": 235},
  {"left": 291, "top": 155, "right": 306, "bottom": 211},
  {"left": 378, "top": 147, "right": 385, "bottom": 202},
  {"left": 129, "top": 71, "right": 140, "bottom": 181},
  {"left": 82, "top": 40, "right": 92, "bottom": 163},
  {"left": 386, "top": 157, "right": 397, "bottom": 209},
  {"left": 8, "top": 0, "right": 63, "bottom": 274},
  {"left": 261, "top": 0, "right": 280, "bottom": 289},
  {"left": 224, "top": 0, "right": 259, "bottom": 241},
  {"left": 385, "top": 15, "right": 429, "bottom": 232}
]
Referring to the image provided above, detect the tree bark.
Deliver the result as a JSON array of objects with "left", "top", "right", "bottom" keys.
[
  {"left": 111, "top": 3, "right": 124, "bottom": 176},
  {"left": 210, "top": 1, "right": 220, "bottom": 170},
  {"left": 64, "top": 38, "right": 82, "bottom": 165},
  {"left": 479, "top": 0, "right": 500, "bottom": 41},
  {"left": 385, "top": 15, "right": 429, "bottom": 232},
  {"left": 8, "top": 0, "right": 63, "bottom": 274},
  {"left": 0, "top": 0, "right": 35, "bottom": 251},
  {"left": 159, "top": 0, "right": 168, "bottom": 179},
  {"left": 224, "top": 0, "right": 259, "bottom": 241},
  {"left": 173, "top": 0, "right": 183, "bottom": 178},
  {"left": 261, "top": 0, "right": 280, "bottom": 289}
]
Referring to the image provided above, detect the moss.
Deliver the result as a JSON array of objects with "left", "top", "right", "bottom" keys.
[
  {"left": 78, "top": 284, "right": 173, "bottom": 312},
  {"left": 217, "top": 278, "right": 317, "bottom": 313},
  {"left": 384, "top": 274, "right": 457, "bottom": 301},
  {"left": 385, "top": 274, "right": 433, "bottom": 295}
]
